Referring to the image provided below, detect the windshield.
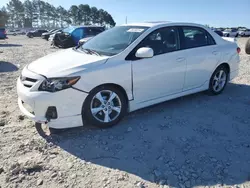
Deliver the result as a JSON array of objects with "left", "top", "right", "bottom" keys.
[
  {"left": 63, "top": 26, "right": 76, "bottom": 34},
  {"left": 81, "top": 26, "right": 149, "bottom": 56}
]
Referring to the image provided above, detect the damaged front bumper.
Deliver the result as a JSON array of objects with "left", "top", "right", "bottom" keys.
[{"left": 16, "top": 68, "right": 88, "bottom": 129}]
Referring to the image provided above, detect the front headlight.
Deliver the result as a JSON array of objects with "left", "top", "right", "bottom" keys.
[{"left": 38, "top": 77, "right": 80, "bottom": 92}]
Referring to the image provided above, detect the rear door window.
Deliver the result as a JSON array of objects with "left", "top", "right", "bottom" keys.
[
  {"left": 72, "top": 28, "right": 84, "bottom": 38},
  {"left": 180, "top": 26, "right": 216, "bottom": 49},
  {"left": 85, "top": 27, "right": 104, "bottom": 36}
]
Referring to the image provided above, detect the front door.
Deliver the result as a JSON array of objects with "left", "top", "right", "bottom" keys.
[{"left": 130, "top": 27, "right": 187, "bottom": 103}]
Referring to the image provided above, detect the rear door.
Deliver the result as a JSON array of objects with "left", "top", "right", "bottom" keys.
[{"left": 178, "top": 26, "right": 220, "bottom": 91}]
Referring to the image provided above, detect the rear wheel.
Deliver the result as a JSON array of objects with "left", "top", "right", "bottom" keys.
[
  {"left": 83, "top": 85, "right": 127, "bottom": 128},
  {"left": 207, "top": 66, "right": 229, "bottom": 95}
]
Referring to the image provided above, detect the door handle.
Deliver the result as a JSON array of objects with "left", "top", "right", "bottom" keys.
[
  {"left": 176, "top": 57, "right": 185, "bottom": 62},
  {"left": 212, "top": 51, "right": 218, "bottom": 55}
]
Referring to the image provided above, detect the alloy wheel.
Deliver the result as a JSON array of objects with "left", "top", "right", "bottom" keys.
[
  {"left": 90, "top": 90, "right": 122, "bottom": 123},
  {"left": 212, "top": 70, "right": 227, "bottom": 92}
]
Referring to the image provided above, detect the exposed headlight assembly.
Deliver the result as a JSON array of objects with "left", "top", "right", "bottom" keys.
[{"left": 39, "top": 77, "right": 80, "bottom": 92}]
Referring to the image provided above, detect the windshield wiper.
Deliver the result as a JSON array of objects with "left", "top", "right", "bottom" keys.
[
  {"left": 83, "top": 48, "right": 101, "bottom": 56},
  {"left": 74, "top": 46, "right": 91, "bottom": 54}
]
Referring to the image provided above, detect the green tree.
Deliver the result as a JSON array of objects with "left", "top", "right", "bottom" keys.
[
  {"left": 23, "top": 0, "right": 35, "bottom": 27},
  {"left": 7, "top": 0, "right": 25, "bottom": 27},
  {"left": 3, "top": 0, "right": 116, "bottom": 28},
  {"left": 69, "top": 5, "right": 79, "bottom": 25},
  {"left": 0, "top": 7, "right": 9, "bottom": 27},
  {"left": 57, "top": 6, "right": 68, "bottom": 27},
  {"left": 90, "top": 6, "right": 98, "bottom": 24},
  {"left": 78, "top": 4, "right": 90, "bottom": 25}
]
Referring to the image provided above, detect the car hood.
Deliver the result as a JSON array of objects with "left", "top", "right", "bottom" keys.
[{"left": 27, "top": 48, "right": 109, "bottom": 77}]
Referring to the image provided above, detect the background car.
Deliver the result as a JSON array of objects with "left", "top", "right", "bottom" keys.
[
  {"left": 0, "top": 28, "right": 7, "bottom": 39},
  {"left": 213, "top": 30, "right": 223, "bottom": 37},
  {"left": 238, "top": 29, "right": 250, "bottom": 37},
  {"left": 222, "top": 28, "right": 239, "bottom": 37},
  {"left": 63, "top": 25, "right": 105, "bottom": 46},
  {"left": 41, "top": 29, "right": 62, "bottom": 40},
  {"left": 48, "top": 30, "right": 63, "bottom": 41},
  {"left": 7, "top": 29, "right": 26, "bottom": 36},
  {"left": 26, "top": 29, "right": 48, "bottom": 38}
]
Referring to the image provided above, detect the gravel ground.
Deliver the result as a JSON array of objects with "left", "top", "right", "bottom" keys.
[{"left": 0, "top": 36, "right": 250, "bottom": 188}]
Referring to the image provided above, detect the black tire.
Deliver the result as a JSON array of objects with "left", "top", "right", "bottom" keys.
[
  {"left": 83, "top": 85, "right": 127, "bottom": 128},
  {"left": 245, "top": 38, "right": 250, "bottom": 55},
  {"left": 207, "top": 65, "right": 229, "bottom": 95},
  {"left": 235, "top": 33, "right": 238, "bottom": 38}
]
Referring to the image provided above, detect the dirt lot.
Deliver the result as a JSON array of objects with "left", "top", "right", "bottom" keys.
[{"left": 0, "top": 36, "right": 250, "bottom": 188}]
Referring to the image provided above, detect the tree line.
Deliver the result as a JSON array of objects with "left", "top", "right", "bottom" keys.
[{"left": 0, "top": 0, "right": 116, "bottom": 28}]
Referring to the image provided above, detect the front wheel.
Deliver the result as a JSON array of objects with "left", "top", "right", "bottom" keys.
[
  {"left": 83, "top": 86, "right": 127, "bottom": 128},
  {"left": 207, "top": 66, "right": 229, "bottom": 95}
]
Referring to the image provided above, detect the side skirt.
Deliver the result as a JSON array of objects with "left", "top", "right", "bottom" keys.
[{"left": 128, "top": 81, "right": 209, "bottom": 112}]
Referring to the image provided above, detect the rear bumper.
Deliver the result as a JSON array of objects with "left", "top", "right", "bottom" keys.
[{"left": 229, "top": 69, "right": 239, "bottom": 81}]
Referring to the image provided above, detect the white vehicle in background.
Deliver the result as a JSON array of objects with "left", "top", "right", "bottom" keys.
[
  {"left": 7, "top": 29, "right": 26, "bottom": 36},
  {"left": 222, "top": 28, "right": 239, "bottom": 37},
  {"left": 17, "top": 21, "right": 241, "bottom": 130},
  {"left": 48, "top": 30, "right": 63, "bottom": 41},
  {"left": 238, "top": 29, "right": 250, "bottom": 37}
]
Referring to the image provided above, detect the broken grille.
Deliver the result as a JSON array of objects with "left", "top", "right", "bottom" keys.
[{"left": 21, "top": 76, "right": 38, "bottom": 88}]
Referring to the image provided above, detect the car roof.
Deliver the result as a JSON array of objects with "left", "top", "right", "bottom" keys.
[{"left": 121, "top": 21, "right": 207, "bottom": 28}]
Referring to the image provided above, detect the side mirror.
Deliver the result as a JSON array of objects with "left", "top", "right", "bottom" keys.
[{"left": 135, "top": 47, "right": 154, "bottom": 58}]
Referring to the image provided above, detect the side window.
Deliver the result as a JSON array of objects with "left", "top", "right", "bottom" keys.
[
  {"left": 85, "top": 28, "right": 103, "bottom": 36},
  {"left": 72, "top": 28, "right": 84, "bottom": 38},
  {"left": 139, "top": 27, "right": 179, "bottom": 56},
  {"left": 91, "top": 28, "right": 104, "bottom": 35},
  {"left": 181, "top": 26, "right": 215, "bottom": 49},
  {"left": 85, "top": 28, "right": 92, "bottom": 36}
]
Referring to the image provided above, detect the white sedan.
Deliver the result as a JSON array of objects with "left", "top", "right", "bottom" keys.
[
  {"left": 17, "top": 21, "right": 241, "bottom": 129},
  {"left": 222, "top": 28, "right": 239, "bottom": 37}
]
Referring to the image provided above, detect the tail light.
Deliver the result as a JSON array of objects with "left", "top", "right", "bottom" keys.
[{"left": 237, "top": 47, "right": 241, "bottom": 54}]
